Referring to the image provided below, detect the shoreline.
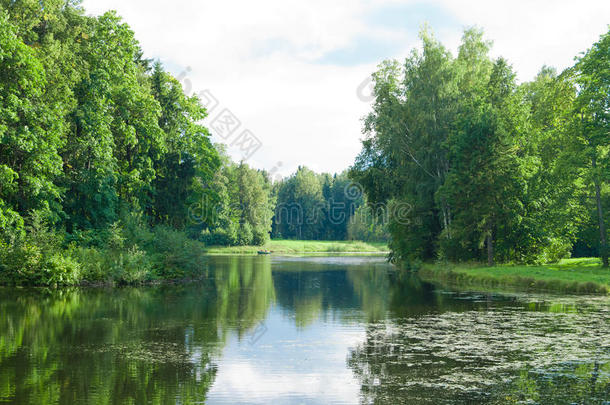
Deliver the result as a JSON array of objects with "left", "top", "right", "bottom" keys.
[
  {"left": 417, "top": 258, "right": 609, "bottom": 295},
  {"left": 204, "top": 240, "right": 389, "bottom": 255},
  {"left": 205, "top": 251, "right": 389, "bottom": 256}
]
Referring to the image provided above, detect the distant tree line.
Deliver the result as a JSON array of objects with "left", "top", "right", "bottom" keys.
[
  {"left": 194, "top": 148, "right": 276, "bottom": 246},
  {"left": 350, "top": 27, "right": 610, "bottom": 267},
  {"left": 271, "top": 167, "right": 388, "bottom": 242}
]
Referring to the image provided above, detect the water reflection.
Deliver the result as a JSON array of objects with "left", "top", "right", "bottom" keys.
[
  {"left": 0, "top": 256, "right": 607, "bottom": 404},
  {"left": 0, "top": 287, "right": 221, "bottom": 404},
  {"left": 346, "top": 274, "right": 610, "bottom": 404},
  {"left": 0, "top": 256, "right": 276, "bottom": 404}
]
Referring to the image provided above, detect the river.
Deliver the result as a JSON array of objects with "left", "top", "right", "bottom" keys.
[{"left": 0, "top": 255, "right": 608, "bottom": 404}]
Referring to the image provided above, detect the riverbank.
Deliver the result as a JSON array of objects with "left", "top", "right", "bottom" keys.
[
  {"left": 418, "top": 258, "right": 610, "bottom": 294},
  {"left": 0, "top": 223, "right": 211, "bottom": 287},
  {"left": 205, "top": 240, "right": 388, "bottom": 255}
]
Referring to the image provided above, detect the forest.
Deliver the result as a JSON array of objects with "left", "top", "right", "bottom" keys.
[
  {"left": 0, "top": 0, "right": 382, "bottom": 285},
  {"left": 0, "top": 0, "right": 608, "bottom": 287},
  {"left": 350, "top": 28, "right": 609, "bottom": 268}
]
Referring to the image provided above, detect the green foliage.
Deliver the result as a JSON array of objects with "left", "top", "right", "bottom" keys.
[
  {"left": 0, "top": 213, "right": 80, "bottom": 286},
  {"left": 73, "top": 217, "right": 210, "bottom": 284},
  {"left": 199, "top": 157, "right": 275, "bottom": 246},
  {"left": 439, "top": 57, "right": 529, "bottom": 264},
  {"left": 351, "top": 26, "right": 610, "bottom": 267},
  {"left": 0, "top": 2, "right": 227, "bottom": 285},
  {"left": 568, "top": 29, "right": 610, "bottom": 267},
  {"left": 150, "top": 226, "right": 208, "bottom": 280},
  {"left": 273, "top": 168, "right": 366, "bottom": 241},
  {"left": 347, "top": 204, "right": 390, "bottom": 242},
  {"left": 1, "top": 0, "right": 608, "bottom": 285},
  {"left": 72, "top": 220, "right": 151, "bottom": 285},
  {"left": 273, "top": 166, "right": 325, "bottom": 239},
  {"left": 0, "top": 10, "right": 64, "bottom": 227},
  {"left": 149, "top": 63, "right": 220, "bottom": 229}
]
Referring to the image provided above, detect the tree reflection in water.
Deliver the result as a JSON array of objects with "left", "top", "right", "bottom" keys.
[
  {"left": 0, "top": 255, "right": 276, "bottom": 404},
  {"left": 0, "top": 256, "right": 608, "bottom": 404}
]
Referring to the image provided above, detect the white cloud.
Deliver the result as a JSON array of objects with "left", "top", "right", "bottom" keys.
[
  {"left": 207, "top": 362, "right": 361, "bottom": 404},
  {"left": 205, "top": 321, "right": 365, "bottom": 404},
  {"left": 81, "top": 0, "right": 610, "bottom": 177},
  {"left": 436, "top": 0, "right": 610, "bottom": 81}
]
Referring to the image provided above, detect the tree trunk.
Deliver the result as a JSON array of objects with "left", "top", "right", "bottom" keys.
[
  {"left": 594, "top": 183, "right": 608, "bottom": 267},
  {"left": 440, "top": 199, "right": 450, "bottom": 239},
  {"left": 486, "top": 226, "right": 494, "bottom": 266},
  {"left": 592, "top": 155, "right": 608, "bottom": 267}
]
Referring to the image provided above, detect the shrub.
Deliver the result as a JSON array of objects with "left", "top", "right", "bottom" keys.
[
  {"left": 43, "top": 250, "right": 81, "bottom": 285},
  {"left": 251, "top": 226, "right": 269, "bottom": 246},
  {"left": 236, "top": 223, "right": 253, "bottom": 246},
  {"left": 200, "top": 228, "right": 236, "bottom": 246},
  {"left": 75, "top": 247, "right": 108, "bottom": 282},
  {"left": 151, "top": 226, "right": 207, "bottom": 279},
  {"left": 109, "top": 245, "right": 152, "bottom": 285},
  {"left": 0, "top": 213, "right": 81, "bottom": 286},
  {"left": 0, "top": 210, "right": 210, "bottom": 286},
  {"left": 541, "top": 238, "right": 572, "bottom": 264}
]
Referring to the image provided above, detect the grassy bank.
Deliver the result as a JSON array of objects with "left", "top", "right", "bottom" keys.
[
  {"left": 205, "top": 240, "right": 389, "bottom": 255},
  {"left": 418, "top": 258, "right": 610, "bottom": 294}
]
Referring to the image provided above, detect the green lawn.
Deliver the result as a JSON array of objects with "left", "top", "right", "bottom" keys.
[
  {"left": 205, "top": 239, "right": 389, "bottom": 255},
  {"left": 419, "top": 258, "right": 610, "bottom": 294}
]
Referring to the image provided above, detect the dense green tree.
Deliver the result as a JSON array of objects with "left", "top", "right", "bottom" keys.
[
  {"left": 351, "top": 29, "right": 459, "bottom": 262},
  {"left": 0, "top": 2, "right": 232, "bottom": 284},
  {"left": 347, "top": 203, "right": 390, "bottom": 242},
  {"left": 272, "top": 168, "right": 369, "bottom": 241},
  {"left": 0, "top": 11, "right": 63, "bottom": 229},
  {"left": 351, "top": 27, "right": 607, "bottom": 265},
  {"left": 1, "top": 0, "right": 609, "bottom": 285},
  {"left": 273, "top": 166, "right": 325, "bottom": 239},
  {"left": 150, "top": 63, "right": 219, "bottom": 229},
  {"left": 350, "top": 29, "right": 467, "bottom": 262},
  {"left": 59, "top": 11, "right": 165, "bottom": 231},
  {"left": 520, "top": 68, "right": 581, "bottom": 262},
  {"left": 440, "top": 58, "right": 528, "bottom": 265},
  {"left": 60, "top": 14, "right": 118, "bottom": 231},
  {"left": 320, "top": 172, "right": 362, "bottom": 240},
  {"left": 199, "top": 157, "right": 274, "bottom": 246},
  {"left": 233, "top": 162, "right": 275, "bottom": 245},
  {"left": 569, "top": 30, "right": 610, "bottom": 267},
  {"left": 93, "top": 12, "right": 165, "bottom": 214}
]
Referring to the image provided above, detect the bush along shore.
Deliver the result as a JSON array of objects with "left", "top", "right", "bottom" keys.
[
  {"left": 0, "top": 214, "right": 211, "bottom": 287},
  {"left": 416, "top": 258, "right": 610, "bottom": 294},
  {"left": 0, "top": 214, "right": 387, "bottom": 287}
]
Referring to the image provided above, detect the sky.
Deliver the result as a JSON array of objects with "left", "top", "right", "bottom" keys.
[{"left": 81, "top": 0, "right": 610, "bottom": 178}]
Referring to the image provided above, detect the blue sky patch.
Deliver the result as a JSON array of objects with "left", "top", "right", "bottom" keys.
[{"left": 317, "top": 2, "right": 462, "bottom": 66}]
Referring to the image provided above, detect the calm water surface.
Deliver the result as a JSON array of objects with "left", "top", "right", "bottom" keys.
[{"left": 0, "top": 255, "right": 608, "bottom": 404}]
